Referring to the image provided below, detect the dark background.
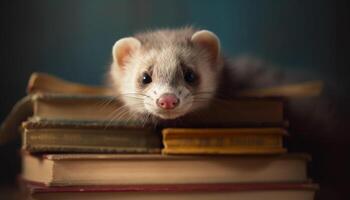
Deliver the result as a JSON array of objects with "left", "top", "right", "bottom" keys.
[{"left": 0, "top": 0, "right": 347, "bottom": 200}]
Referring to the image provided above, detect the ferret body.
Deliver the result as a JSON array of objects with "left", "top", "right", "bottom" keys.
[{"left": 109, "top": 27, "right": 285, "bottom": 120}]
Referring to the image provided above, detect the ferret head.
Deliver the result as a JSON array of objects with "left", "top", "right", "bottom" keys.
[{"left": 109, "top": 28, "right": 223, "bottom": 120}]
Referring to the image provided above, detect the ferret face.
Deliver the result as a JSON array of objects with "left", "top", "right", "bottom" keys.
[{"left": 110, "top": 28, "right": 222, "bottom": 120}]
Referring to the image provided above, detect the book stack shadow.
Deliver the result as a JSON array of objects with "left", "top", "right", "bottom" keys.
[{"left": 2, "top": 73, "right": 319, "bottom": 200}]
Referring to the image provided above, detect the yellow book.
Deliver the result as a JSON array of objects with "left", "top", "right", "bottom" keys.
[{"left": 162, "top": 128, "right": 287, "bottom": 155}]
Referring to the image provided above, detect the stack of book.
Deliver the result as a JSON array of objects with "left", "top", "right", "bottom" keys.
[{"left": 0, "top": 73, "right": 319, "bottom": 200}]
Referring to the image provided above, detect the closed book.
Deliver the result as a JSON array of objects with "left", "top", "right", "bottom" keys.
[
  {"left": 32, "top": 93, "right": 124, "bottom": 122},
  {"left": 32, "top": 93, "right": 285, "bottom": 125},
  {"left": 162, "top": 128, "right": 287, "bottom": 155},
  {"left": 22, "top": 153, "right": 310, "bottom": 186},
  {"left": 23, "top": 182, "right": 318, "bottom": 200},
  {"left": 22, "top": 118, "right": 161, "bottom": 153},
  {"left": 0, "top": 90, "right": 285, "bottom": 144}
]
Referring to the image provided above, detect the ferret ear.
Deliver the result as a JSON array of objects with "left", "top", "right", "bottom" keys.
[
  {"left": 112, "top": 37, "right": 141, "bottom": 68},
  {"left": 191, "top": 30, "right": 220, "bottom": 62}
]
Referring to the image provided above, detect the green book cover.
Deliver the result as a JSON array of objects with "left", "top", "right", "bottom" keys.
[{"left": 22, "top": 118, "right": 161, "bottom": 153}]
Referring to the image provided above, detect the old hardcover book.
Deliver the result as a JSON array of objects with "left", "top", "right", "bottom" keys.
[
  {"left": 23, "top": 182, "right": 318, "bottom": 200},
  {"left": 31, "top": 93, "right": 125, "bottom": 121},
  {"left": 0, "top": 94, "right": 285, "bottom": 145},
  {"left": 22, "top": 153, "right": 310, "bottom": 186},
  {"left": 4, "top": 72, "right": 314, "bottom": 144},
  {"left": 31, "top": 93, "right": 285, "bottom": 125},
  {"left": 162, "top": 128, "right": 287, "bottom": 155},
  {"left": 27, "top": 72, "right": 287, "bottom": 124},
  {"left": 21, "top": 118, "right": 161, "bottom": 153}
]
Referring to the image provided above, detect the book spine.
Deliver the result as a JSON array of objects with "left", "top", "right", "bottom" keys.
[
  {"left": 164, "top": 135, "right": 283, "bottom": 148},
  {"left": 22, "top": 129, "right": 161, "bottom": 153},
  {"left": 162, "top": 147, "right": 287, "bottom": 155},
  {"left": 23, "top": 145, "right": 161, "bottom": 153}
]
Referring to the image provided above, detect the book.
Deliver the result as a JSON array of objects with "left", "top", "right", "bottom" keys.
[
  {"left": 22, "top": 153, "right": 310, "bottom": 186},
  {"left": 0, "top": 93, "right": 286, "bottom": 144},
  {"left": 21, "top": 118, "right": 161, "bottom": 153},
  {"left": 22, "top": 182, "right": 318, "bottom": 200},
  {"left": 31, "top": 93, "right": 285, "bottom": 125},
  {"left": 162, "top": 128, "right": 287, "bottom": 155},
  {"left": 31, "top": 93, "right": 124, "bottom": 122},
  {"left": 1, "top": 72, "right": 322, "bottom": 144}
]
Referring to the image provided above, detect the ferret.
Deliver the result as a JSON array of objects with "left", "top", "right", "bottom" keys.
[{"left": 108, "top": 27, "right": 287, "bottom": 121}]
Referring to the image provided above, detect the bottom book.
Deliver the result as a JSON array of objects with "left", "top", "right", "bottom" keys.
[
  {"left": 22, "top": 153, "right": 310, "bottom": 186},
  {"left": 23, "top": 182, "right": 318, "bottom": 200}
]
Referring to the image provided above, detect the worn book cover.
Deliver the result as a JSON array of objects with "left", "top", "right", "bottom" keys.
[
  {"left": 0, "top": 93, "right": 286, "bottom": 144},
  {"left": 32, "top": 93, "right": 285, "bottom": 124},
  {"left": 21, "top": 153, "right": 310, "bottom": 186},
  {"left": 22, "top": 181, "right": 318, "bottom": 200},
  {"left": 22, "top": 118, "right": 161, "bottom": 153},
  {"left": 162, "top": 128, "right": 287, "bottom": 155}
]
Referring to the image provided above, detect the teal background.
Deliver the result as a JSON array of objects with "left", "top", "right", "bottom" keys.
[{"left": 6, "top": 0, "right": 335, "bottom": 86}]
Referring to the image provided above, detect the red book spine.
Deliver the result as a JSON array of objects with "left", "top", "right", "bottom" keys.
[{"left": 24, "top": 181, "right": 318, "bottom": 194}]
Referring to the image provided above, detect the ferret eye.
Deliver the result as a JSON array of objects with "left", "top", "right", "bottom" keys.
[
  {"left": 184, "top": 70, "right": 196, "bottom": 84},
  {"left": 142, "top": 72, "right": 152, "bottom": 84}
]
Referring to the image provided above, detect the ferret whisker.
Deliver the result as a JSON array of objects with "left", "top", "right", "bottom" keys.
[
  {"left": 105, "top": 102, "right": 147, "bottom": 126},
  {"left": 139, "top": 114, "right": 146, "bottom": 126},
  {"left": 105, "top": 105, "right": 129, "bottom": 120},
  {"left": 184, "top": 93, "right": 191, "bottom": 99},
  {"left": 121, "top": 96, "right": 145, "bottom": 101},
  {"left": 124, "top": 112, "right": 136, "bottom": 125},
  {"left": 120, "top": 92, "right": 153, "bottom": 98},
  {"left": 111, "top": 93, "right": 153, "bottom": 101},
  {"left": 95, "top": 98, "right": 117, "bottom": 111},
  {"left": 127, "top": 110, "right": 147, "bottom": 125},
  {"left": 95, "top": 98, "right": 114, "bottom": 106},
  {"left": 141, "top": 113, "right": 151, "bottom": 127},
  {"left": 123, "top": 95, "right": 151, "bottom": 99},
  {"left": 108, "top": 105, "right": 133, "bottom": 119},
  {"left": 105, "top": 109, "right": 130, "bottom": 129}
]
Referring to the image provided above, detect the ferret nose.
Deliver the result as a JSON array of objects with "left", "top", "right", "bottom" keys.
[{"left": 156, "top": 93, "right": 179, "bottom": 110}]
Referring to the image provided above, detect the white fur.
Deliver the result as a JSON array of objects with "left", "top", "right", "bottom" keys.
[
  {"left": 110, "top": 28, "right": 222, "bottom": 120},
  {"left": 191, "top": 30, "right": 221, "bottom": 61}
]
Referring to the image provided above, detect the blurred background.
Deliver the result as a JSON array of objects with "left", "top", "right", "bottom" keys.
[{"left": 0, "top": 0, "right": 346, "bottom": 200}]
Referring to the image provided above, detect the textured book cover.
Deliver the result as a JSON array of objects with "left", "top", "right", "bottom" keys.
[
  {"left": 22, "top": 118, "right": 161, "bottom": 153},
  {"left": 0, "top": 72, "right": 320, "bottom": 144},
  {"left": 1, "top": 92, "right": 285, "bottom": 144},
  {"left": 162, "top": 128, "right": 287, "bottom": 155},
  {"left": 22, "top": 181, "right": 318, "bottom": 200},
  {"left": 21, "top": 153, "right": 310, "bottom": 186},
  {"left": 33, "top": 93, "right": 285, "bottom": 124},
  {"left": 25, "top": 182, "right": 318, "bottom": 193}
]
